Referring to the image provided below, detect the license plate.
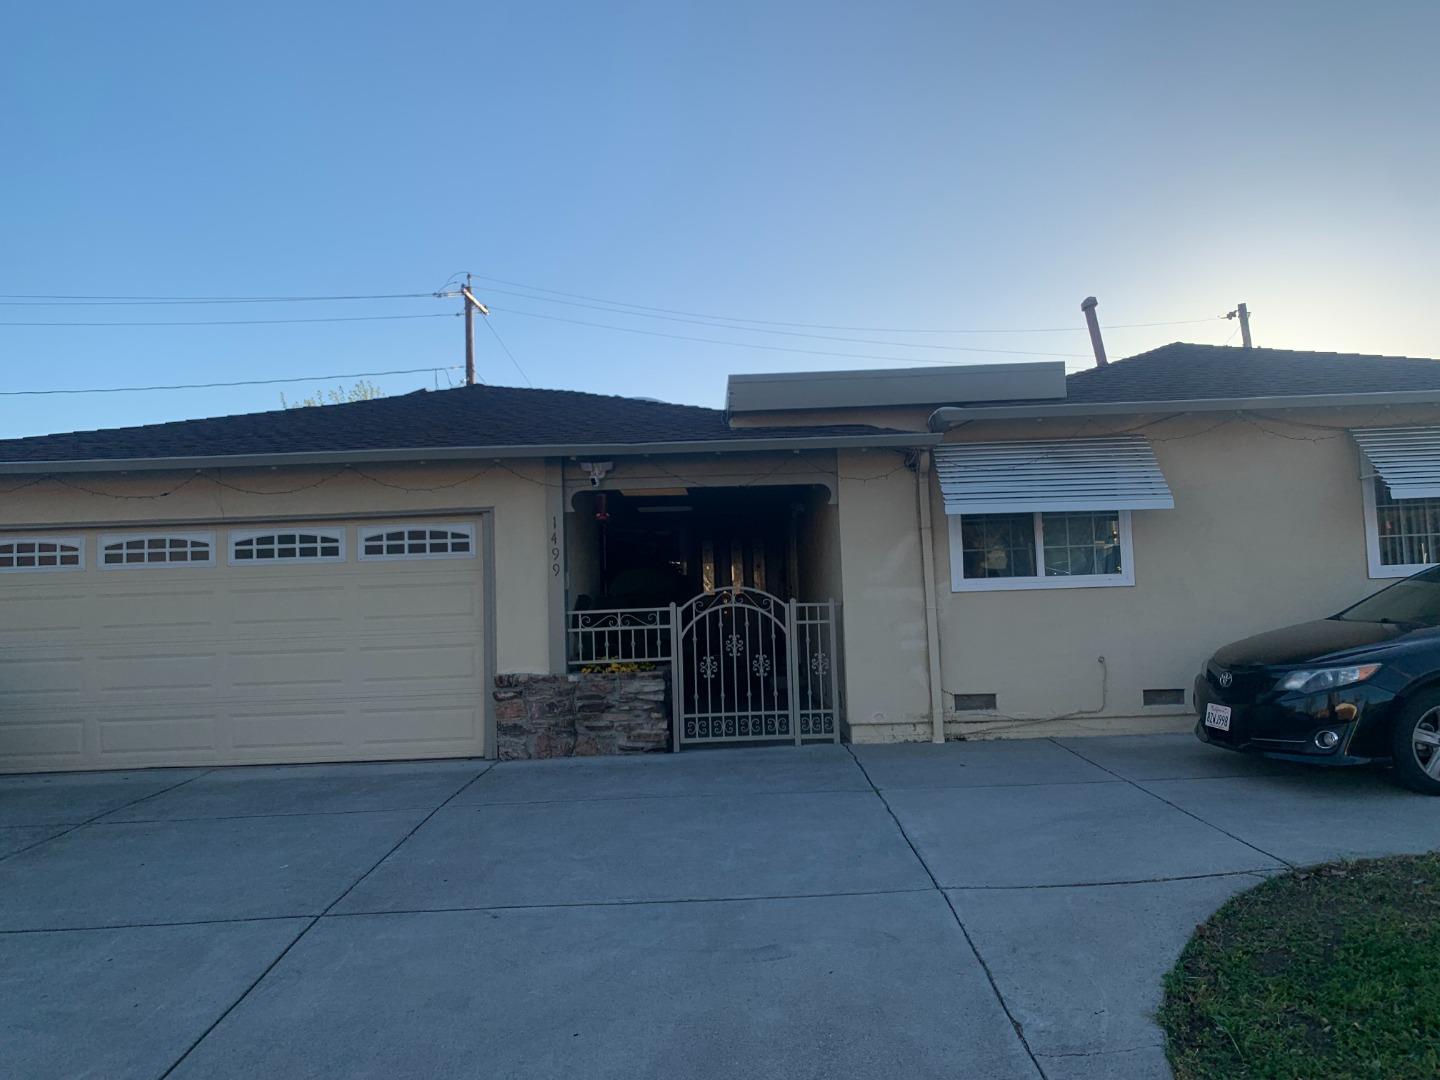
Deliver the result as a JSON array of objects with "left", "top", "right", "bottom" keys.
[{"left": 1204, "top": 703, "right": 1232, "bottom": 731}]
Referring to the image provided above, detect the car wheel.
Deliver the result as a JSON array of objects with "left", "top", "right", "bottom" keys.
[{"left": 1390, "top": 690, "right": 1440, "bottom": 795}]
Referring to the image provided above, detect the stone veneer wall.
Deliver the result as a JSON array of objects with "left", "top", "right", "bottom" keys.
[{"left": 493, "top": 671, "right": 671, "bottom": 760}]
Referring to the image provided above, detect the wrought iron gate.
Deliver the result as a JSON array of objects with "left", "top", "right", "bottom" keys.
[{"left": 673, "top": 587, "right": 841, "bottom": 747}]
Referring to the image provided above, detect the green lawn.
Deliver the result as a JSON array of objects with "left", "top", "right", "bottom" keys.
[{"left": 1160, "top": 854, "right": 1440, "bottom": 1079}]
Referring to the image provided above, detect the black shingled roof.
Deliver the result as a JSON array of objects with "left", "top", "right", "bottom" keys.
[
  {"left": 7, "top": 343, "right": 1440, "bottom": 468},
  {"left": 1065, "top": 342, "right": 1440, "bottom": 404},
  {"left": 0, "top": 383, "right": 915, "bottom": 466}
]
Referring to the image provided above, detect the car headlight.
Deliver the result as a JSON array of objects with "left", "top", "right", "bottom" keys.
[{"left": 1277, "top": 664, "right": 1381, "bottom": 695}]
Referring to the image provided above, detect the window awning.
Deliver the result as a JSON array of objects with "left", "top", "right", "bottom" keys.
[
  {"left": 1352, "top": 426, "right": 1440, "bottom": 500},
  {"left": 934, "top": 435, "right": 1175, "bottom": 515}
]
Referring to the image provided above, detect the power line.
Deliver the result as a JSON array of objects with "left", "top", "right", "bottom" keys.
[
  {"left": 0, "top": 292, "right": 440, "bottom": 306},
  {"left": 482, "top": 292, "right": 1106, "bottom": 354},
  {"left": 477, "top": 280, "right": 1221, "bottom": 337},
  {"left": 0, "top": 313, "right": 458, "bottom": 327},
  {"left": 0, "top": 278, "right": 1221, "bottom": 339},
  {"left": 481, "top": 317, "right": 533, "bottom": 387},
  {"left": 487, "top": 305, "right": 1090, "bottom": 361},
  {"left": 465, "top": 272, "right": 1219, "bottom": 335},
  {"left": 0, "top": 366, "right": 461, "bottom": 396}
]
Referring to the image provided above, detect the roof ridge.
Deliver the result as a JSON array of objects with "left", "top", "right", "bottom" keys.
[
  {"left": 1216, "top": 344, "right": 1440, "bottom": 364},
  {"left": 1067, "top": 342, "right": 1440, "bottom": 385},
  {"left": 2, "top": 382, "right": 724, "bottom": 445},
  {"left": 475, "top": 382, "right": 718, "bottom": 412},
  {"left": 12, "top": 383, "right": 447, "bottom": 442},
  {"left": 1131, "top": 341, "right": 1440, "bottom": 364}
]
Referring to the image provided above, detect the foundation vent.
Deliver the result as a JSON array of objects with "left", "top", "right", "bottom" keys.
[
  {"left": 1142, "top": 688, "right": 1186, "bottom": 707},
  {"left": 952, "top": 693, "right": 998, "bottom": 712}
]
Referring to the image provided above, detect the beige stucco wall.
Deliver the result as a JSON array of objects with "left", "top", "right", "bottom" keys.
[
  {"left": 835, "top": 404, "right": 1440, "bottom": 743},
  {"left": 0, "top": 461, "right": 555, "bottom": 675},
  {"left": 835, "top": 449, "right": 935, "bottom": 739}
]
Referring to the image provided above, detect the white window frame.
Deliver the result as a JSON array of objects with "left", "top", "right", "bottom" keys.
[
  {"left": 98, "top": 531, "right": 216, "bottom": 570},
  {"left": 357, "top": 522, "right": 477, "bottom": 562},
  {"left": 948, "top": 510, "right": 1136, "bottom": 592},
  {"left": 0, "top": 535, "right": 85, "bottom": 573},
  {"left": 1361, "top": 476, "right": 1438, "bottom": 579},
  {"left": 228, "top": 528, "right": 347, "bottom": 565}
]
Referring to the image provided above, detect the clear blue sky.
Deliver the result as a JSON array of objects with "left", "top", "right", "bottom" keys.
[{"left": 3, "top": 1, "right": 1437, "bottom": 438}]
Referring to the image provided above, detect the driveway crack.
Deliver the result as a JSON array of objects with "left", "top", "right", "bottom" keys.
[
  {"left": 0, "top": 767, "right": 217, "bottom": 866},
  {"left": 1048, "top": 738, "right": 1296, "bottom": 870},
  {"left": 845, "top": 745, "right": 1049, "bottom": 1080},
  {"left": 154, "top": 762, "right": 494, "bottom": 1079}
]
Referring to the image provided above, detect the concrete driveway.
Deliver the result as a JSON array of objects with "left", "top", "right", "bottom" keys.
[{"left": 4, "top": 735, "right": 1440, "bottom": 1079}]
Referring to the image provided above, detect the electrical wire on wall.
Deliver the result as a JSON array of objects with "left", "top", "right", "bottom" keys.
[{"left": 943, "top": 656, "right": 1109, "bottom": 737}]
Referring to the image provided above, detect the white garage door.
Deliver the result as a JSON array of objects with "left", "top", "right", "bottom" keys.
[{"left": 0, "top": 517, "right": 489, "bottom": 773}]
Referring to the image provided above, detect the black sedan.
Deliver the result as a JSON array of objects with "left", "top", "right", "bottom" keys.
[{"left": 1195, "top": 565, "right": 1440, "bottom": 794}]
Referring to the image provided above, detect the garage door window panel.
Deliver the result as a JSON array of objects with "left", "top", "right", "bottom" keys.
[
  {"left": 359, "top": 524, "right": 475, "bottom": 561},
  {"left": 230, "top": 530, "right": 345, "bottom": 564},
  {"left": 0, "top": 536, "right": 84, "bottom": 572},
  {"left": 100, "top": 533, "right": 215, "bottom": 568}
]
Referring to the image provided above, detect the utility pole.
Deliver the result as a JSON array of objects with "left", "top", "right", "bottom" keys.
[
  {"left": 463, "top": 273, "right": 475, "bottom": 385},
  {"left": 458, "top": 274, "right": 490, "bottom": 385},
  {"left": 1225, "top": 303, "right": 1253, "bottom": 349}
]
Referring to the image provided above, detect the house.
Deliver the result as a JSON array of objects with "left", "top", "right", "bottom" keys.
[{"left": 5, "top": 341, "right": 1440, "bottom": 772}]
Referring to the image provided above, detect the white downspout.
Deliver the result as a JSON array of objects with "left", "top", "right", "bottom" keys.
[{"left": 914, "top": 450, "right": 946, "bottom": 743}]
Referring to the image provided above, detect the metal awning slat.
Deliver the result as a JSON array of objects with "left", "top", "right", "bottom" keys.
[
  {"left": 934, "top": 435, "right": 1175, "bottom": 515},
  {"left": 1352, "top": 426, "right": 1440, "bottom": 499}
]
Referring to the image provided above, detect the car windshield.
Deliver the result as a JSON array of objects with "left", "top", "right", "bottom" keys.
[{"left": 1338, "top": 566, "right": 1440, "bottom": 626}]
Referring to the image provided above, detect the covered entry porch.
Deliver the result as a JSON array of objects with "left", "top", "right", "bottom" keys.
[{"left": 565, "top": 483, "right": 843, "bottom": 748}]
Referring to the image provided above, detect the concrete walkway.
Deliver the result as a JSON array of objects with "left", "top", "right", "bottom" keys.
[{"left": 3, "top": 735, "right": 1440, "bottom": 1079}]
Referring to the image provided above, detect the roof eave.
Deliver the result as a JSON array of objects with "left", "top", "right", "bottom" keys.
[
  {"left": 928, "top": 389, "right": 1440, "bottom": 429},
  {"left": 0, "top": 431, "right": 940, "bottom": 475}
]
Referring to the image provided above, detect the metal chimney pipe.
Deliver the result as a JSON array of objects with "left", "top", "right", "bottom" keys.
[{"left": 1080, "top": 296, "right": 1107, "bottom": 366}]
